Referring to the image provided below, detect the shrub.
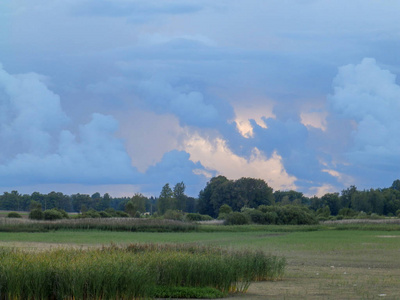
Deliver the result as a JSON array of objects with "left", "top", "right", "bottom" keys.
[
  {"left": 264, "top": 212, "right": 278, "bottom": 224},
  {"left": 338, "top": 208, "right": 357, "bottom": 218},
  {"left": 224, "top": 212, "right": 250, "bottom": 225},
  {"left": 185, "top": 213, "right": 213, "bottom": 222},
  {"left": 357, "top": 211, "right": 368, "bottom": 219},
  {"left": 43, "top": 209, "right": 64, "bottom": 221},
  {"left": 116, "top": 211, "right": 129, "bottom": 218},
  {"left": 219, "top": 204, "right": 233, "bottom": 215},
  {"left": 99, "top": 211, "right": 111, "bottom": 218},
  {"left": 105, "top": 208, "right": 117, "bottom": 217},
  {"left": 85, "top": 209, "right": 101, "bottom": 218},
  {"left": 7, "top": 212, "right": 22, "bottom": 218},
  {"left": 55, "top": 208, "right": 69, "bottom": 219},
  {"left": 29, "top": 208, "right": 44, "bottom": 220},
  {"left": 164, "top": 210, "right": 184, "bottom": 221},
  {"left": 257, "top": 205, "right": 318, "bottom": 225},
  {"left": 244, "top": 209, "right": 266, "bottom": 224}
]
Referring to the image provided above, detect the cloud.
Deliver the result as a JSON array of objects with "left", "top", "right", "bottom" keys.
[
  {"left": 183, "top": 134, "right": 297, "bottom": 191},
  {"left": 0, "top": 65, "right": 69, "bottom": 160},
  {"left": 0, "top": 65, "right": 138, "bottom": 186},
  {"left": 72, "top": 0, "right": 203, "bottom": 18},
  {"left": 328, "top": 58, "right": 400, "bottom": 187},
  {"left": 144, "top": 150, "right": 213, "bottom": 196},
  {"left": 89, "top": 75, "right": 234, "bottom": 129}
]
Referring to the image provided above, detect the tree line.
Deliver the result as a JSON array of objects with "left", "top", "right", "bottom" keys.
[{"left": 1, "top": 177, "right": 400, "bottom": 218}]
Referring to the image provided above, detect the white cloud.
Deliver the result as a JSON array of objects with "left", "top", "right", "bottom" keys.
[
  {"left": 308, "top": 184, "right": 337, "bottom": 198},
  {"left": 329, "top": 58, "right": 400, "bottom": 177},
  {"left": 0, "top": 65, "right": 137, "bottom": 186}
]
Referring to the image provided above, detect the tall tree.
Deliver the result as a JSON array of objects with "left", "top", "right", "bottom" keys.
[
  {"left": 157, "top": 184, "right": 174, "bottom": 215},
  {"left": 173, "top": 182, "right": 187, "bottom": 211},
  {"left": 321, "top": 193, "right": 340, "bottom": 216},
  {"left": 198, "top": 176, "right": 229, "bottom": 217},
  {"left": 125, "top": 193, "right": 147, "bottom": 217}
]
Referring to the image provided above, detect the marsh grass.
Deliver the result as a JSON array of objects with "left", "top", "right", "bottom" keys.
[
  {"left": 0, "top": 217, "right": 197, "bottom": 232},
  {"left": 0, "top": 243, "right": 285, "bottom": 299}
]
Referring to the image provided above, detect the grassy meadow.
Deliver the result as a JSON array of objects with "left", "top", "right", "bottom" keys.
[{"left": 0, "top": 222, "right": 400, "bottom": 299}]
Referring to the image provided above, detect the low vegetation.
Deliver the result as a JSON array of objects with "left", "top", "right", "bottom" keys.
[
  {"left": 6, "top": 212, "right": 22, "bottom": 218},
  {"left": 0, "top": 243, "right": 285, "bottom": 299},
  {"left": 0, "top": 217, "right": 197, "bottom": 233}
]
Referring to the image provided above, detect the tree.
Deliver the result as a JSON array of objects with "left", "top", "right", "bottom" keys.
[
  {"left": 173, "top": 182, "right": 187, "bottom": 211},
  {"left": 391, "top": 180, "right": 400, "bottom": 191},
  {"left": 232, "top": 177, "right": 274, "bottom": 209},
  {"left": 198, "top": 176, "right": 229, "bottom": 217},
  {"left": 321, "top": 193, "right": 340, "bottom": 216},
  {"left": 158, "top": 184, "right": 174, "bottom": 215},
  {"left": 340, "top": 185, "right": 357, "bottom": 209},
  {"left": 125, "top": 193, "right": 147, "bottom": 217},
  {"left": 0, "top": 191, "right": 21, "bottom": 211},
  {"left": 198, "top": 176, "right": 274, "bottom": 218},
  {"left": 97, "top": 193, "right": 111, "bottom": 211}
]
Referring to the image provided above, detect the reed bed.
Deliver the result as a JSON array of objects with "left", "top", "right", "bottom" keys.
[
  {"left": 0, "top": 243, "right": 285, "bottom": 299},
  {"left": 0, "top": 217, "right": 197, "bottom": 232}
]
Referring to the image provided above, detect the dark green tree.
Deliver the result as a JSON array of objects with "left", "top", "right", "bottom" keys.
[
  {"left": 125, "top": 193, "right": 147, "bottom": 217},
  {"left": 391, "top": 179, "right": 400, "bottom": 191},
  {"left": 157, "top": 184, "right": 174, "bottom": 215},
  {"left": 340, "top": 185, "right": 357, "bottom": 209},
  {"left": 198, "top": 176, "right": 229, "bottom": 217},
  {"left": 173, "top": 182, "right": 187, "bottom": 211},
  {"left": 321, "top": 193, "right": 340, "bottom": 216}
]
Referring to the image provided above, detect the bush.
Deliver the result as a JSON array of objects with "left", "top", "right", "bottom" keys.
[
  {"left": 85, "top": 209, "right": 101, "bottom": 218},
  {"left": 338, "top": 208, "right": 357, "bottom": 218},
  {"left": 244, "top": 209, "right": 266, "bottom": 224},
  {"left": 55, "top": 208, "right": 69, "bottom": 219},
  {"left": 29, "top": 208, "right": 44, "bottom": 220},
  {"left": 219, "top": 204, "right": 233, "bottom": 215},
  {"left": 264, "top": 212, "right": 278, "bottom": 224},
  {"left": 43, "top": 209, "right": 64, "bottom": 221},
  {"left": 99, "top": 211, "right": 112, "bottom": 218},
  {"left": 224, "top": 212, "right": 250, "bottom": 225},
  {"left": 116, "top": 211, "right": 129, "bottom": 218},
  {"left": 105, "top": 208, "right": 117, "bottom": 217},
  {"left": 185, "top": 213, "right": 213, "bottom": 222},
  {"left": 7, "top": 212, "right": 22, "bottom": 218},
  {"left": 257, "top": 205, "right": 318, "bottom": 225},
  {"left": 163, "top": 210, "right": 184, "bottom": 221}
]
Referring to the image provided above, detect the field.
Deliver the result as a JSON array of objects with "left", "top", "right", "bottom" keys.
[{"left": 1, "top": 224, "right": 400, "bottom": 299}]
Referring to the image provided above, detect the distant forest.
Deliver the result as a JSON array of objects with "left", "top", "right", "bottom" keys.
[{"left": 1, "top": 177, "right": 400, "bottom": 218}]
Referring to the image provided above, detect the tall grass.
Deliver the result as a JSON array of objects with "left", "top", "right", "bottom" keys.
[
  {"left": 0, "top": 243, "right": 285, "bottom": 299},
  {"left": 0, "top": 217, "right": 197, "bottom": 232}
]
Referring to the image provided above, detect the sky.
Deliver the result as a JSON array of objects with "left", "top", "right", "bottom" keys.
[{"left": 0, "top": 0, "right": 399, "bottom": 198}]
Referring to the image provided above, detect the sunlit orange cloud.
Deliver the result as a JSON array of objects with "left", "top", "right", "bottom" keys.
[
  {"left": 300, "top": 111, "right": 328, "bottom": 131},
  {"left": 233, "top": 101, "right": 275, "bottom": 138},
  {"left": 182, "top": 134, "right": 297, "bottom": 191}
]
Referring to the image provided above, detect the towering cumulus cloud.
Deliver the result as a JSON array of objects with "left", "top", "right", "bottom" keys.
[
  {"left": 0, "top": 64, "right": 137, "bottom": 186},
  {"left": 329, "top": 58, "right": 400, "bottom": 186}
]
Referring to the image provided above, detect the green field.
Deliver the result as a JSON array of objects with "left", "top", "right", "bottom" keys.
[{"left": 1, "top": 226, "right": 400, "bottom": 299}]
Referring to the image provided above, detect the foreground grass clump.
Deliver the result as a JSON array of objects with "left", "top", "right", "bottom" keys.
[{"left": 0, "top": 243, "right": 285, "bottom": 299}]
